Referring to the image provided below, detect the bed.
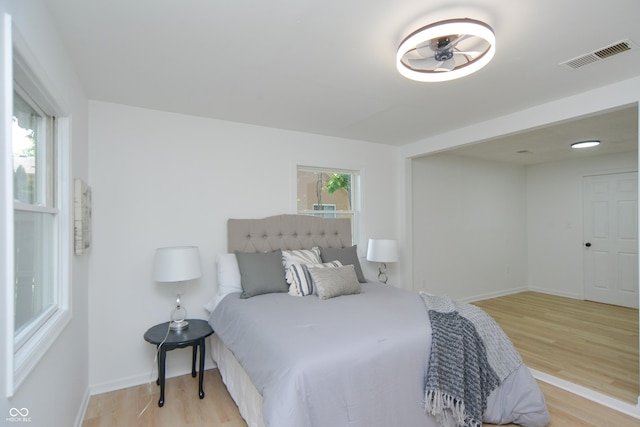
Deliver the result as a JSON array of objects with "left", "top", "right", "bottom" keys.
[{"left": 208, "top": 214, "right": 550, "bottom": 427}]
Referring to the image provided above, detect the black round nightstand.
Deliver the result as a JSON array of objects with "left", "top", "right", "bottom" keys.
[{"left": 144, "top": 319, "right": 214, "bottom": 407}]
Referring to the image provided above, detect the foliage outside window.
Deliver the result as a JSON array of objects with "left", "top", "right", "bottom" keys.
[{"left": 296, "top": 166, "right": 359, "bottom": 242}]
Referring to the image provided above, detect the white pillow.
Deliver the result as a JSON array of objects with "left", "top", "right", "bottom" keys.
[
  {"left": 217, "top": 253, "right": 242, "bottom": 295},
  {"left": 204, "top": 253, "right": 242, "bottom": 312}
]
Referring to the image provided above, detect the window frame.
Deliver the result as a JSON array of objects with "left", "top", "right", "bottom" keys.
[
  {"left": 6, "top": 25, "right": 72, "bottom": 396},
  {"left": 13, "top": 86, "right": 58, "bottom": 344},
  {"left": 296, "top": 165, "right": 361, "bottom": 244}
]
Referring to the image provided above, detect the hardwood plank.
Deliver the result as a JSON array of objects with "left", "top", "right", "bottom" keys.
[
  {"left": 473, "top": 291, "right": 639, "bottom": 404},
  {"left": 82, "top": 370, "right": 248, "bottom": 427},
  {"left": 536, "top": 382, "right": 638, "bottom": 427}
]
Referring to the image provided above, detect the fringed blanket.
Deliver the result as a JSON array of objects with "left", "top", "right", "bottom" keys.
[{"left": 420, "top": 293, "right": 523, "bottom": 427}]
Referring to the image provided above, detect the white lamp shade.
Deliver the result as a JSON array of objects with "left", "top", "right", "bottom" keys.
[
  {"left": 153, "top": 246, "right": 202, "bottom": 282},
  {"left": 366, "top": 239, "right": 398, "bottom": 263}
]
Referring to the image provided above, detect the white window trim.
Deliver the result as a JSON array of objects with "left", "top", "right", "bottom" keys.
[
  {"left": 12, "top": 115, "right": 71, "bottom": 392},
  {"left": 295, "top": 164, "right": 361, "bottom": 244},
  {"left": 1, "top": 11, "right": 15, "bottom": 398},
  {"left": 5, "top": 19, "right": 72, "bottom": 396},
  {"left": 14, "top": 202, "right": 58, "bottom": 214}
]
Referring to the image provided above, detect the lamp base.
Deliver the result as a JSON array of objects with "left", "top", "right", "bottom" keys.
[
  {"left": 170, "top": 292, "right": 189, "bottom": 331},
  {"left": 378, "top": 263, "right": 388, "bottom": 284},
  {"left": 169, "top": 319, "right": 189, "bottom": 331}
]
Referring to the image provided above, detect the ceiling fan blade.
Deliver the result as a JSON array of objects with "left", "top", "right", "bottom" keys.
[
  {"left": 404, "top": 48, "right": 427, "bottom": 60},
  {"left": 453, "top": 50, "right": 481, "bottom": 57},
  {"left": 439, "top": 33, "right": 472, "bottom": 51},
  {"left": 436, "top": 58, "right": 456, "bottom": 71},
  {"left": 457, "top": 35, "right": 489, "bottom": 51},
  {"left": 415, "top": 43, "right": 434, "bottom": 58},
  {"left": 407, "top": 57, "right": 443, "bottom": 70}
]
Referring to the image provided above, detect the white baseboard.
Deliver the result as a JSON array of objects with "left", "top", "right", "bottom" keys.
[
  {"left": 459, "top": 286, "right": 585, "bottom": 304},
  {"left": 90, "top": 372, "right": 154, "bottom": 396},
  {"left": 526, "top": 287, "right": 582, "bottom": 300},
  {"left": 74, "top": 387, "right": 91, "bottom": 427},
  {"left": 459, "top": 286, "right": 529, "bottom": 304},
  {"left": 531, "top": 369, "right": 640, "bottom": 419},
  {"left": 90, "top": 358, "right": 218, "bottom": 396}
]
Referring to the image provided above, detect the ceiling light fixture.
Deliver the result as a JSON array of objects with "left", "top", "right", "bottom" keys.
[
  {"left": 396, "top": 18, "right": 496, "bottom": 83},
  {"left": 571, "top": 140, "right": 600, "bottom": 148}
]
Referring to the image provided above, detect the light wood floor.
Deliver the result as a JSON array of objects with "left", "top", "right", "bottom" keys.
[
  {"left": 82, "top": 368, "right": 640, "bottom": 427},
  {"left": 82, "top": 370, "right": 244, "bottom": 427},
  {"left": 473, "top": 291, "right": 639, "bottom": 404}
]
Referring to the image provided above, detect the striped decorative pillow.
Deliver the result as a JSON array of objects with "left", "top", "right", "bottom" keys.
[
  {"left": 288, "top": 261, "right": 343, "bottom": 296},
  {"left": 282, "top": 247, "right": 322, "bottom": 284}
]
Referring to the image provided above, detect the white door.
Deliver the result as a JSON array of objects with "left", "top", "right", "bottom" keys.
[{"left": 583, "top": 172, "right": 638, "bottom": 308}]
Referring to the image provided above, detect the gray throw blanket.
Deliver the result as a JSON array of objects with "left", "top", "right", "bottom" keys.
[{"left": 420, "top": 293, "right": 523, "bottom": 427}]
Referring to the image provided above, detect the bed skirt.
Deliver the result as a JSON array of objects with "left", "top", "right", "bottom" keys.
[{"left": 210, "top": 334, "right": 265, "bottom": 427}]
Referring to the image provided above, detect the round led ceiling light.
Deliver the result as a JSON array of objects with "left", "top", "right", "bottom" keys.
[
  {"left": 396, "top": 18, "right": 496, "bottom": 82},
  {"left": 571, "top": 140, "right": 601, "bottom": 148}
]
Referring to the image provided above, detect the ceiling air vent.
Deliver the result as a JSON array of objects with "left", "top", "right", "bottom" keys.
[{"left": 559, "top": 39, "right": 637, "bottom": 70}]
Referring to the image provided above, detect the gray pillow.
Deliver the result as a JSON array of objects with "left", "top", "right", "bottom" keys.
[
  {"left": 319, "top": 245, "right": 366, "bottom": 282},
  {"left": 235, "top": 250, "right": 287, "bottom": 298},
  {"left": 308, "top": 264, "right": 361, "bottom": 300}
]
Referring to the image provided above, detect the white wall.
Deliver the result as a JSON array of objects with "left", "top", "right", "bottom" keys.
[
  {"left": 527, "top": 152, "right": 637, "bottom": 298},
  {"left": 0, "top": 1, "right": 89, "bottom": 426},
  {"left": 87, "top": 101, "right": 399, "bottom": 393},
  {"left": 411, "top": 153, "right": 528, "bottom": 300},
  {"left": 410, "top": 150, "right": 637, "bottom": 302}
]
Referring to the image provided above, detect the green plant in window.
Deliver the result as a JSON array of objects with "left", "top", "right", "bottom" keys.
[
  {"left": 323, "top": 174, "right": 350, "bottom": 194},
  {"left": 19, "top": 143, "right": 35, "bottom": 157},
  {"left": 323, "top": 174, "right": 351, "bottom": 210}
]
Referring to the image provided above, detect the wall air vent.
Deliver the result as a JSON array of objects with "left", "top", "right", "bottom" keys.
[{"left": 559, "top": 39, "right": 637, "bottom": 70}]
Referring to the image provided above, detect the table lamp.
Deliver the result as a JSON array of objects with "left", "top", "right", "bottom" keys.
[
  {"left": 366, "top": 239, "right": 398, "bottom": 284},
  {"left": 153, "top": 246, "right": 202, "bottom": 330}
]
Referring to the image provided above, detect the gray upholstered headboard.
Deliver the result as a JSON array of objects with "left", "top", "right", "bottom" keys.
[{"left": 227, "top": 214, "right": 352, "bottom": 253}]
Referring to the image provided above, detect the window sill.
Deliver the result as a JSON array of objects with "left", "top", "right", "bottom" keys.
[{"left": 11, "top": 307, "right": 71, "bottom": 394}]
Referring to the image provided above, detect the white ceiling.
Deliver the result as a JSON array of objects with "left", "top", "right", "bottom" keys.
[
  {"left": 441, "top": 104, "right": 638, "bottom": 165},
  {"left": 46, "top": 0, "right": 640, "bottom": 150}
]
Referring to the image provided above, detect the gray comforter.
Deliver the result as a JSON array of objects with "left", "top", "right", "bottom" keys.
[{"left": 210, "top": 283, "right": 550, "bottom": 427}]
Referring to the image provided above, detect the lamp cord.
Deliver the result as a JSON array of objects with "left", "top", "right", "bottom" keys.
[{"left": 139, "top": 322, "right": 171, "bottom": 418}]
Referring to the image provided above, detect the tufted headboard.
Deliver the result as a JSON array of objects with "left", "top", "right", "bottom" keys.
[{"left": 227, "top": 214, "right": 352, "bottom": 253}]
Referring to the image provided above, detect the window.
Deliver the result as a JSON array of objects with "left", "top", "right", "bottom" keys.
[
  {"left": 13, "top": 88, "right": 57, "bottom": 343},
  {"left": 296, "top": 166, "right": 360, "bottom": 242},
  {"left": 8, "top": 48, "right": 71, "bottom": 393}
]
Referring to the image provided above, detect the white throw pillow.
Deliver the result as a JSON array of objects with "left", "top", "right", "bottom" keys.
[{"left": 282, "top": 247, "right": 322, "bottom": 284}]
